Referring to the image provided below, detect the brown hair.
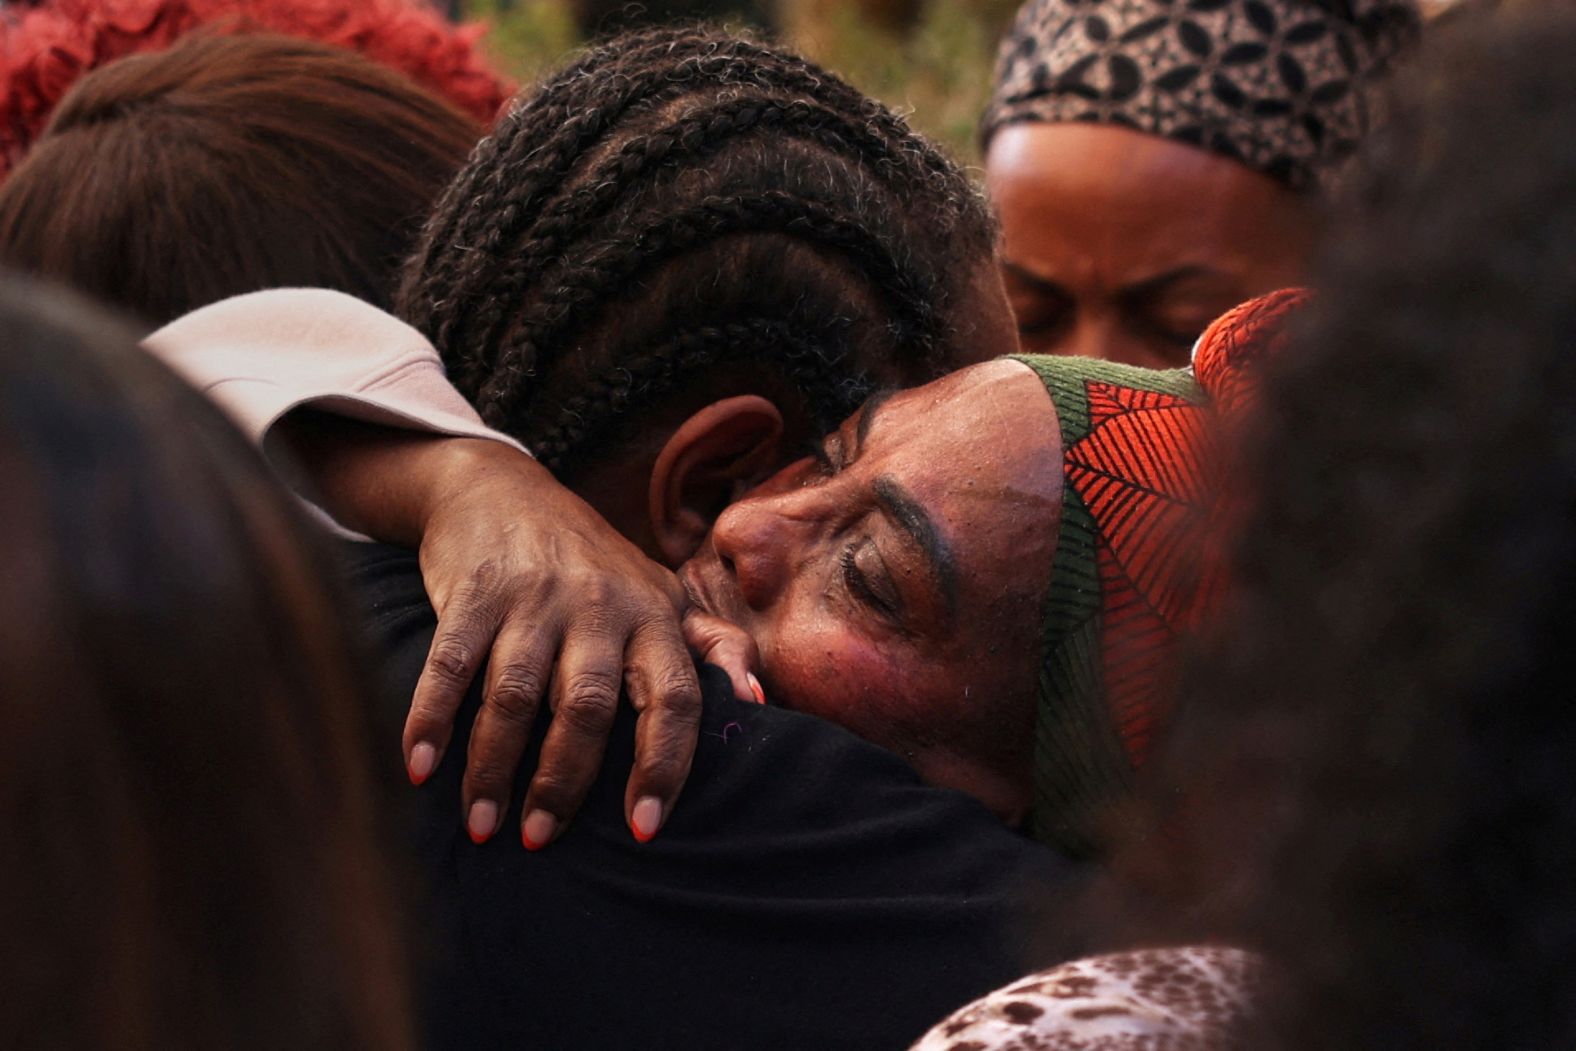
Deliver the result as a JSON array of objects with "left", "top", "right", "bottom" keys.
[
  {"left": 0, "top": 271, "right": 413, "bottom": 1049},
  {"left": 0, "top": 32, "right": 479, "bottom": 326}
]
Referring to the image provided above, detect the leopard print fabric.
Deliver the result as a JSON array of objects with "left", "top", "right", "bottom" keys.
[
  {"left": 911, "top": 946, "right": 1260, "bottom": 1050},
  {"left": 984, "top": 0, "right": 1420, "bottom": 192}
]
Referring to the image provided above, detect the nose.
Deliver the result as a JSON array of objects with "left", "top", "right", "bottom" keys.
[
  {"left": 709, "top": 488, "right": 824, "bottom": 612},
  {"left": 1058, "top": 316, "right": 1116, "bottom": 361},
  {"left": 1058, "top": 316, "right": 1174, "bottom": 369}
]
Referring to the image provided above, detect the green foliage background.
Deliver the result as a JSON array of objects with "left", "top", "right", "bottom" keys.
[{"left": 460, "top": 0, "right": 1019, "bottom": 166}]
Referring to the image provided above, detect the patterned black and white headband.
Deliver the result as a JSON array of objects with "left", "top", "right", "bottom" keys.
[{"left": 984, "top": 0, "right": 1420, "bottom": 192}]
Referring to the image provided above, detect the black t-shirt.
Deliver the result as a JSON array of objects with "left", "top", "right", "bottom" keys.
[{"left": 348, "top": 543, "right": 1084, "bottom": 1050}]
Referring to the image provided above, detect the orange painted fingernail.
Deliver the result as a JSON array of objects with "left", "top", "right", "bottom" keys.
[
  {"left": 631, "top": 796, "right": 664, "bottom": 843},
  {"left": 467, "top": 800, "right": 499, "bottom": 844},
  {"left": 522, "top": 809, "right": 557, "bottom": 851},
  {"left": 747, "top": 673, "right": 766, "bottom": 705},
  {"left": 408, "top": 742, "right": 437, "bottom": 785}
]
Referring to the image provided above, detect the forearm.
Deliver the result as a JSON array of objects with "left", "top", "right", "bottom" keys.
[{"left": 280, "top": 411, "right": 542, "bottom": 547}]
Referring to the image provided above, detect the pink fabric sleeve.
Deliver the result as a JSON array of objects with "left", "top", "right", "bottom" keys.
[{"left": 143, "top": 287, "right": 526, "bottom": 538}]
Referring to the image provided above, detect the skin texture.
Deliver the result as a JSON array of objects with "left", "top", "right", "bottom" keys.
[
  {"left": 986, "top": 122, "right": 1316, "bottom": 369},
  {"left": 678, "top": 360, "right": 1065, "bottom": 819}
]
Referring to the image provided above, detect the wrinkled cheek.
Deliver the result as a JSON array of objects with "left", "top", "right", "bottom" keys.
[{"left": 758, "top": 625, "right": 906, "bottom": 737}]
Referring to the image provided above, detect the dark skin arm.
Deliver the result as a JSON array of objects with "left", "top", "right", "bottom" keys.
[{"left": 283, "top": 412, "right": 752, "bottom": 847}]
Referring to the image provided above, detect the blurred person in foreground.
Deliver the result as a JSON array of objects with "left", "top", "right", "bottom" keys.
[
  {"left": 0, "top": 272, "right": 413, "bottom": 1049},
  {"left": 913, "top": 2, "right": 1576, "bottom": 1046},
  {"left": 983, "top": 0, "right": 1418, "bottom": 368},
  {"left": 1162, "top": 2, "right": 1576, "bottom": 1045}
]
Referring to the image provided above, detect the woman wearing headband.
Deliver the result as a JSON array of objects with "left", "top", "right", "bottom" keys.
[{"left": 983, "top": 0, "right": 1416, "bottom": 368}]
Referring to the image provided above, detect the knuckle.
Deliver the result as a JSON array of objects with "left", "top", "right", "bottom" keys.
[
  {"left": 425, "top": 637, "right": 478, "bottom": 686},
  {"left": 646, "top": 670, "right": 701, "bottom": 713},
  {"left": 459, "top": 558, "right": 503, "bottom": 595},
  {"left": 656, "top": 573, "right": 688, "bottom": 607},
  {"left": 557, "top": 678, "right": 620, "bottom": 735},
  {"left": 567, "top": 609, "right": 621, "bottom": 642},
  {"left": 579, "top": 577, "right": 618, "bottom": 608},
  {"left": 487, "top": 668, "right": 548, "bottom": 724},
  {"left": 635, "top": 607, "right": 686, "bottom": 639},
  {"left": 717, "top": 629, "right": 761, "bottom": 666}
]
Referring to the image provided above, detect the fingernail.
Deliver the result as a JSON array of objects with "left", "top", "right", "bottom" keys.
[
  {"left": 631, "top": 796, "right": 665, "bottom": 843},
  {"left": 408, "top": 742, "right": 437, "bottom": 785},
  {"left": 467, "top": 800, "right": 499, "bottom": 844},
  {"left": 747, "top": 673, "right": 766, "bottom": 705},
  {"left": 522, "top": 809, "right": 557, "bottom": 851}
]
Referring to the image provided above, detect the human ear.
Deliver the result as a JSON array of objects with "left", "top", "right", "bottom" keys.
[{"left": 647, "top": 395, "right": 784, "bottom": 567}]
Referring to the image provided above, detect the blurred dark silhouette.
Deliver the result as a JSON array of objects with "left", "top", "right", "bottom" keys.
[
  {"left": 0, "top": 272, "right": 413, "bottom": 1049},
  {"left": 1110, "top": 2, "right": 1576, "bottom": 1047}
]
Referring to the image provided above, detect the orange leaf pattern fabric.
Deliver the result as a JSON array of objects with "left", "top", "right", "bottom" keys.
[
  {"left": 1068, "top": 381, "right": 1213, "bottom": 765},
  {"left": 1012, "top": 288, "right": 1306, "bottom": 855}
]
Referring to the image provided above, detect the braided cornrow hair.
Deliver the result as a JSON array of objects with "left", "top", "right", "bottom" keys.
[{"left": 397, "top": 24, "right": 996, "bottom": 478}]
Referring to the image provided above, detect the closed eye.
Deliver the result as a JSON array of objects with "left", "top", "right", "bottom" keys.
[{"left": 840, "top": 543, "right": 900, "bottom": 621}]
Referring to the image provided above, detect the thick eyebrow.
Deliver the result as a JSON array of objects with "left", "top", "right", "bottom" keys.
[
  {"left": 1121, "top": 264, "right": 1233, "bottom": 301},
  {"left": 1003, "top": 258, "right": 1231, "bottom": 299},
  {"left": 853, "top": 386, "right": 897, "bottom": 452},
  {"left": 1001, "top": 259, "right": 1072, "bottom": 299},
  {"left": 873, "top": 475, "right": 959, "bottom": 629}
]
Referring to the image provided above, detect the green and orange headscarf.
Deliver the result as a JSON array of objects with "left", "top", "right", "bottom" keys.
[{"left": 1018, "top": 288, "right": 1309, "bottom": 853}]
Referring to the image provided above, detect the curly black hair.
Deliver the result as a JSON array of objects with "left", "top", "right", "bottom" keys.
[
  {"left": 1133, "top": 4, "right": 1576, "bottom": 1047},
  {"left": 396, "top": 24, "right": 997, "bottom": 478}
]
